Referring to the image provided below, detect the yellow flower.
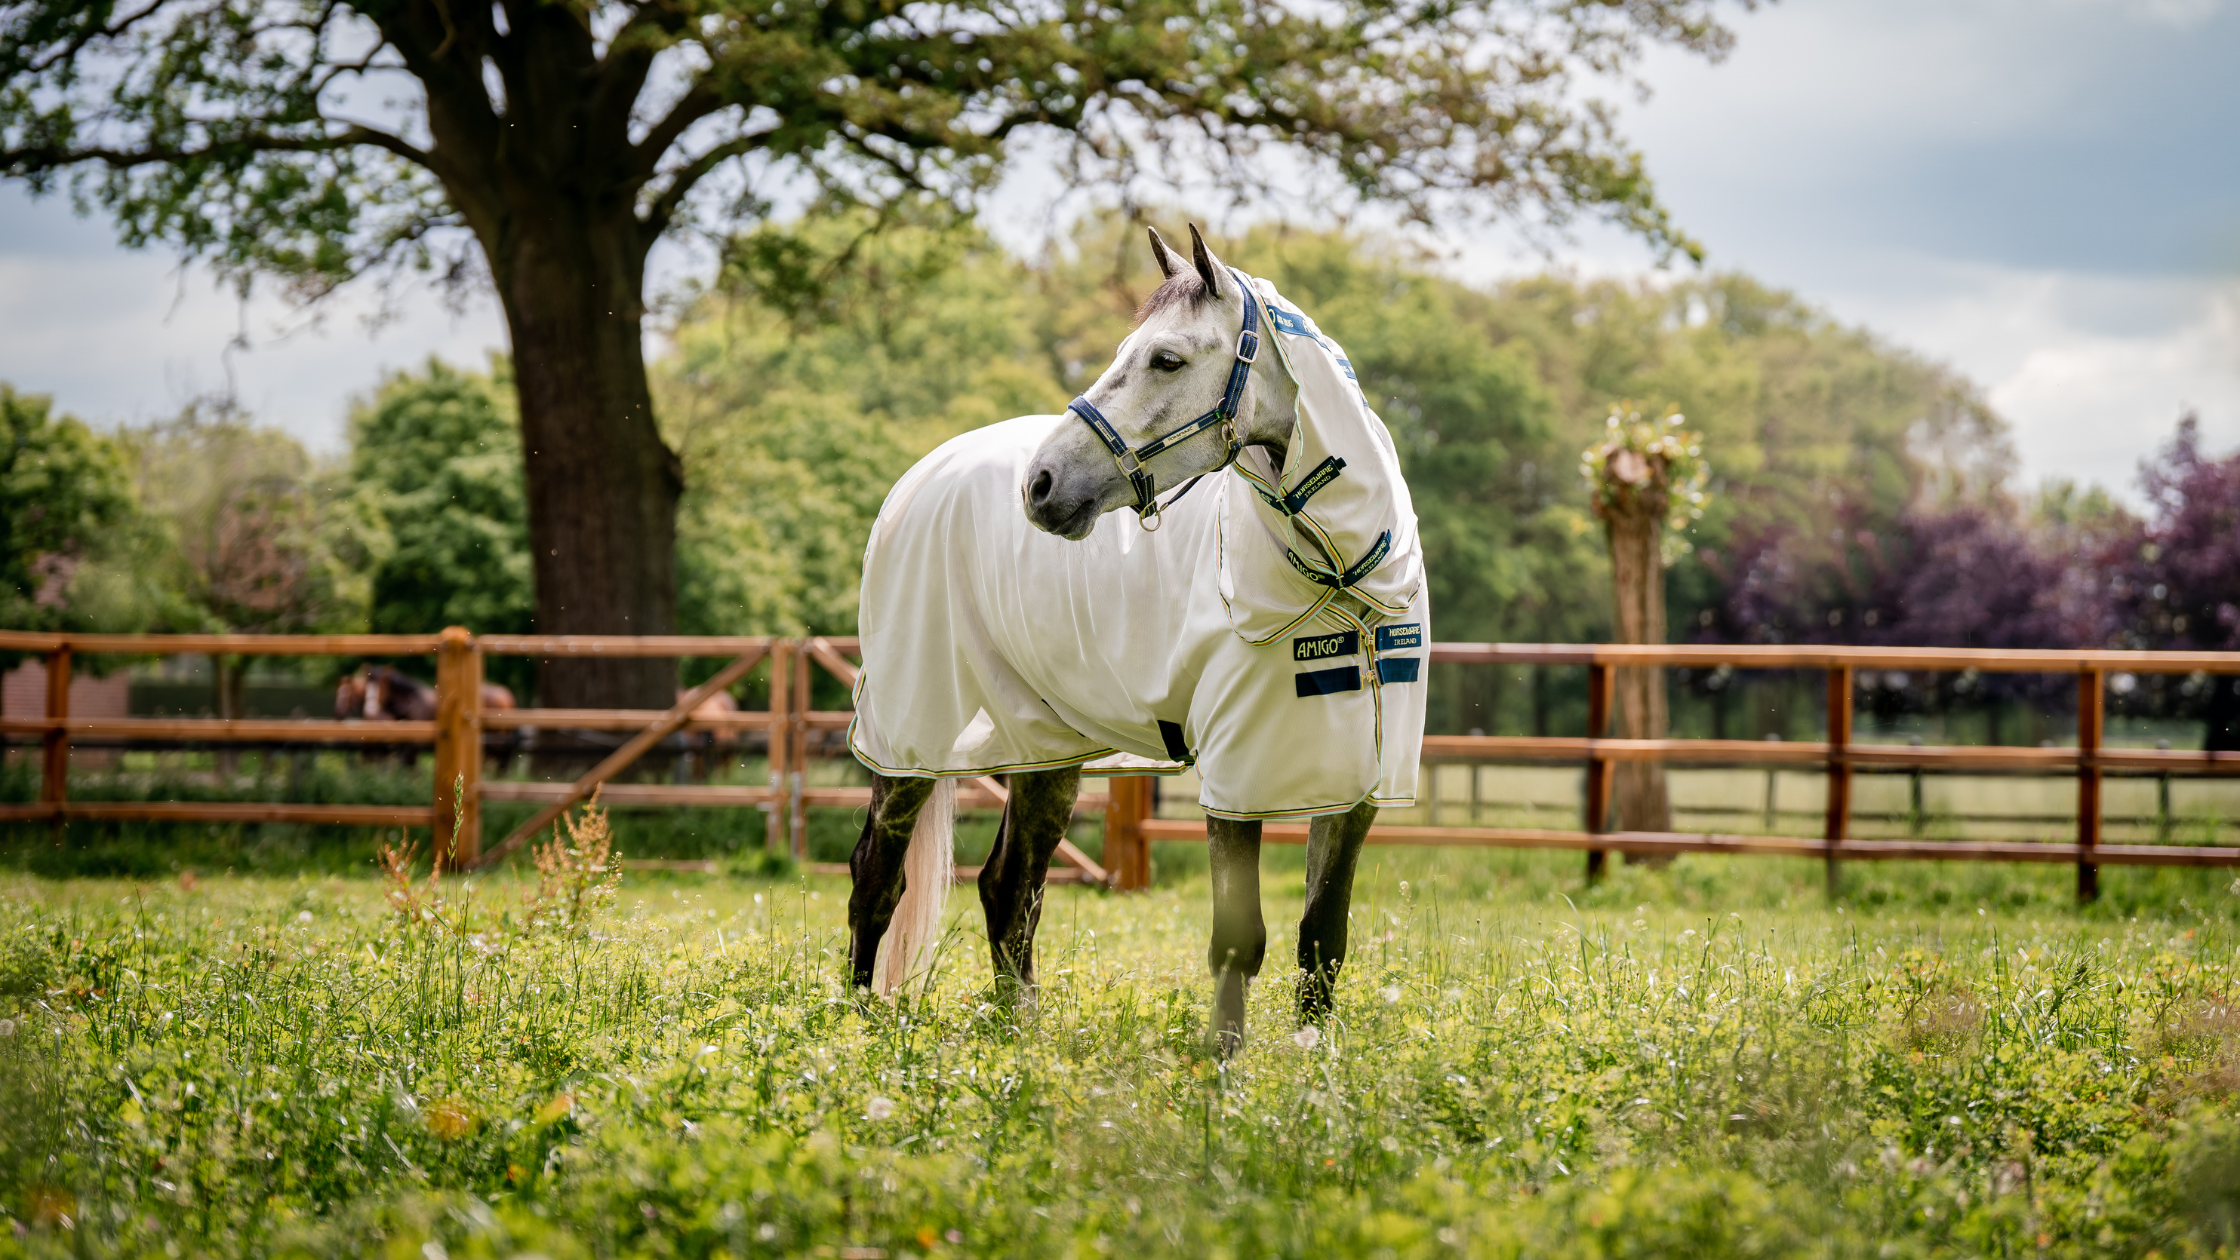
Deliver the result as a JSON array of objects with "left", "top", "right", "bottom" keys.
[{"left": 425, "top": 1098, "right": 478, "bottom": 1141}]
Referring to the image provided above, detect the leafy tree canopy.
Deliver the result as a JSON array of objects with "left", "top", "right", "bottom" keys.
[
  {"left": 123, "top": 405, "right": 385, "bottom": 635},
  {"left": 0, "top": 0, "right": 1728, "bottom": 294},
  {"left": 0, "top": 385, "right": 177, "bottom": 636},
  {"left": 346, "top": 359, "right": 535, "bottom": 639}
]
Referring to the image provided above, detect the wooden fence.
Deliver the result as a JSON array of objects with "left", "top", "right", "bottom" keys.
[{"left": 7, "top": 631, "right": 2240, "bottom": 900}]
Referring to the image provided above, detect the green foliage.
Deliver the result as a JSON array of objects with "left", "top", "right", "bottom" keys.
[
  {"left": 658, "top": 219, "right": 1068, "bottom": 635},
  {"left": 1583, "top": 403, "right": 1711, "bottom": 535},
  {"left": 0, "top": 386, "right": 174, "bottom": 635},
  {"left": 4, "top": 856, "right": 2240, "bottom": 1256},
  {"left": 123, "top": 405, "right": 383, "bottom": 635},
  {"left": 1484, "top": 274, "right": 2006, "bottom": 632},
  {"left": 345, "top": 360, "right": 534, "bottom": 638}
]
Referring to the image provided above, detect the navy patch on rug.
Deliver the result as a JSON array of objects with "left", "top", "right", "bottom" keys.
[
  {"left": 1295, "top": 666, "right": 1363, "bottom": 697},
  {"left": 1376, "top": 657, "right": 1420, "bottom": 684},
  {"left": 1374, "top": 622, "right": 1423, "bottom": 652}
]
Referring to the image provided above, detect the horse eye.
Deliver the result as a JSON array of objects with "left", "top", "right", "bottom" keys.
[{"left": 1149, "top": 349, "right": 1186, "bottom": 372}]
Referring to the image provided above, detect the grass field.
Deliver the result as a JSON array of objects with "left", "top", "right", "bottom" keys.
[{"left": 9, "top": 832, "right": 2240, "bottom": 1257}]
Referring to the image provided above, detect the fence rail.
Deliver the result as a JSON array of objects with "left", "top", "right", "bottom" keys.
[{"left": 8, "top": 630, "right": 2240, "bottom": 900}]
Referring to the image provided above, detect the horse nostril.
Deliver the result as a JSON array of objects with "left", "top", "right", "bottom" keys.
[{"left": 1029, "top": 468, "right": 1054, "bottom": 508}]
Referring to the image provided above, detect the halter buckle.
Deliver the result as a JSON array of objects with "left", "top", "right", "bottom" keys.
[{"left": 1236, "top": 329, "right": 1260, "bottom": 364}]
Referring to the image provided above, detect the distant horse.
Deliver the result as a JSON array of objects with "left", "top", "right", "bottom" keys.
[
  {"left": 847, "top": 226, "right": 1427, "bottom": 1053},
  {"left": 335, "top": 666, "right": 516, "bottom": 722}
]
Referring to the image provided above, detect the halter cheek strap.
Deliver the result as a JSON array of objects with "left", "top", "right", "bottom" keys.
[{"left": 1066, "top": 268, "right": 1263, "bottom": 528}]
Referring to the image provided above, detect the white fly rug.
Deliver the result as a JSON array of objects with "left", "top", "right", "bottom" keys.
[{"left": 849, "top": 275, "right": 1428, "bottom": 819}]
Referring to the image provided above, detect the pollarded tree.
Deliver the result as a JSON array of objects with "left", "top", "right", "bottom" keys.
[
  {"left": 1, "top": 0, "right": 1741, "bottom": 705},
  {"left": 1583, "top": 402, "right": 1706, "bottom": 835}
]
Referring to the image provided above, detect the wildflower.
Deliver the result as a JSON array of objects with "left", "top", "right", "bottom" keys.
[
  {"left": 867, "top": 1096, "right": 895, "bottom": 1120},
  {"left": 1380, "top": 984, "right": 1401, "bottom": 1004},
  {"left": 1293, "top": 1026, "right": 1321, "bottom": 1050},
  {"left": 425, "top": 1098, "right": 477, "bottom": 1140},
  {"left": 297, "top": 910, "right": 313, "bottom": 924},
  {"left": 0, "top": 1018, "right": 15, "bottom": 1037}
]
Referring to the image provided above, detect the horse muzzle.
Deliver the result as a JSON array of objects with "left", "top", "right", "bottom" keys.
[{"left": 1022, "top": 459, "right": 1105, "bottom": 540}]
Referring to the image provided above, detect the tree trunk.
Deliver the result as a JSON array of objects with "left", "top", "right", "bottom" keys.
[
  {"left": 496, "top": 219, "right": 682, "bottom": 710},
  {"left": 1606, "top": 514, "right": 1671, "bottom": 837}
]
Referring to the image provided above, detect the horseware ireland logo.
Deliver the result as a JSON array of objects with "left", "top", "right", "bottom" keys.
[
  {"left": 1375, "top": 623, "right": 1423, "bottom": 652},
  {"left": 1293, "top": 631, "right": 1360, "bottom": 662}
]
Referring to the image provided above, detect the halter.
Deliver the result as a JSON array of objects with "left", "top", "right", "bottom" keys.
[{"left": 1066, "top": 268, "right": 1262, "bottom": 530}]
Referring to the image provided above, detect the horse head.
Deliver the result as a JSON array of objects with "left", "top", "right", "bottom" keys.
[
  {"left": 1022, "top": 224, "right": 1297, "bottom": 539},
  {"left": 334, "top": 672, "right": 367, "bottom": 720}
]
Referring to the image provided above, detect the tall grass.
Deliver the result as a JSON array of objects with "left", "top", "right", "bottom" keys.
[{"left": 5, "top": 849, "right": 2240, "bottom": 1256}]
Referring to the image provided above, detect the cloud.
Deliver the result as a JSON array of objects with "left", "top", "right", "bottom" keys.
[{"left": 0, "top": 187, "right": 506, "bottom": 451}]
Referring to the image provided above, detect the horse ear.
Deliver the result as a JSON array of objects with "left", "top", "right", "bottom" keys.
[
  {"left": 1147, "top": 226, "right": 1182, "bottom": 280},
  {"left": 1187, "top": 223, "right": 1230, "bottom": 300}
]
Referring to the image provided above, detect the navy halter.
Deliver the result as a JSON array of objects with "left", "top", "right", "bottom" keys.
[{"left": 1066, "top": 269, "right": 1262, "bottom": 528}]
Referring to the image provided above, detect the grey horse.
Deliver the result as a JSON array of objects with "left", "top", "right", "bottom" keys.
[{"left": 846, "top": 225, "right": 1423, "bottom": 1055}]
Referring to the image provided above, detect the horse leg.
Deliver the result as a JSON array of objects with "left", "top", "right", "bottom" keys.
[
  {"left": 975, "top": 766, "right": 1082, "bottom": 998},
  {"left": 1206, "top": 816, "right": 1266, "bottom": 1057},
  {"left": 1297, "top": 797, "right": 1378, "bottom": 1025},
  {"left": 846, "top": 774, "right": 938, "bottom": 989}
]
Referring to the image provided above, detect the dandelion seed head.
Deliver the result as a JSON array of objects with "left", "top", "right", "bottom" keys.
[
  {"left": 867, "top": 1096, "right": 895, "bottom": 1120},
  {"left": 1293, "top": 1026, "right": 1321, "bottom": 1050}
]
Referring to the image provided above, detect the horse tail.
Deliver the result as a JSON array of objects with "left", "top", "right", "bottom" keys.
[{"left": 872, "top": 777, "right": 956, "bottom": 996}]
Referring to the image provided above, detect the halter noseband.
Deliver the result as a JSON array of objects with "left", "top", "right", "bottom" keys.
[{"left": 1066, "top": 269, "right": 1262, "bottom": 530}]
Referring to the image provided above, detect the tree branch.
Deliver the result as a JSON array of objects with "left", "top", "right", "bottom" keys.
[
  {"left": 22, "top": 0, "right": 169, "bottom": 75},
  {"left": 638, "top": 133, "right": 767, "bottom": 240},
  {"left": 2, "top": 124, "right": 437, "bottom": 178},
  {"left": 631, "top": 82, "right": 728, "bottom": 179},
  {"left": 595, "top": 2, "right": 690, "bottom": 138}
]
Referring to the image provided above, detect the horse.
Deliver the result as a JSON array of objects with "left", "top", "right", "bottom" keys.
[
  {"left": 335, "top": 666, "right": 516, "bottom": 722},
  {"left": 846, "top": 225, "right": 1427, "bottom": 1053}
]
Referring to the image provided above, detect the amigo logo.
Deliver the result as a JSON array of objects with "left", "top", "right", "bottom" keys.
[
  {"left": 1374, "top": 622, "right": 1423, "bottom": 652},
  {"left": 1292, "top": 630, "right": 1359, "bottom": 662}
]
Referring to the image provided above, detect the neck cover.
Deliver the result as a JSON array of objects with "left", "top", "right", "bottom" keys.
[{"left": 1218, "top": 275, "right": 1425, "bottom": 645}]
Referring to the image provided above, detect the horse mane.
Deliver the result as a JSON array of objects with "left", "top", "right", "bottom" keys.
[{"left": 1134, "top": 271, "right": 1210, "bottom": 326}]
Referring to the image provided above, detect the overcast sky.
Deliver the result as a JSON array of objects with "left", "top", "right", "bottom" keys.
[{"left": 1, "top": 0, "right": 2234, "bottom": 501}]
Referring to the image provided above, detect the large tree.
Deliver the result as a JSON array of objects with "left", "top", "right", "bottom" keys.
[{"left": 1, "top": 0, "right": 1738, "bottom": 704}]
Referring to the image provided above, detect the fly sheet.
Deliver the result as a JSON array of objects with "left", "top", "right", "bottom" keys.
[{"left": 849, "top": 275, "right": 1428, "bottom": 819}]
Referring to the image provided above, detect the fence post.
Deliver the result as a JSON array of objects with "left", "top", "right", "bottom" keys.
[
  {"left": 432, "top": 627, "right": 483, "bottom": 868},
  {"left": 2077, "top": 667, "right": 2103, "bottom": 903},
  {"left": 1104, "top": 776, "right": 1152, "bottom": 891},
  {"left": 766, "top": 640, "right": 790, "bottom": 853},
  {"left": 1824, "top": 666, "right": 1853, "bottom": 898},
  {"left": 42, "top": 645, "right": 71, "bottom": 834},
  {"left": 1585, "top": 661, "right": 1612, "bottom": 881},
  {"left": 791, "top": 641, "right": 810, "bottom": 861}
]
